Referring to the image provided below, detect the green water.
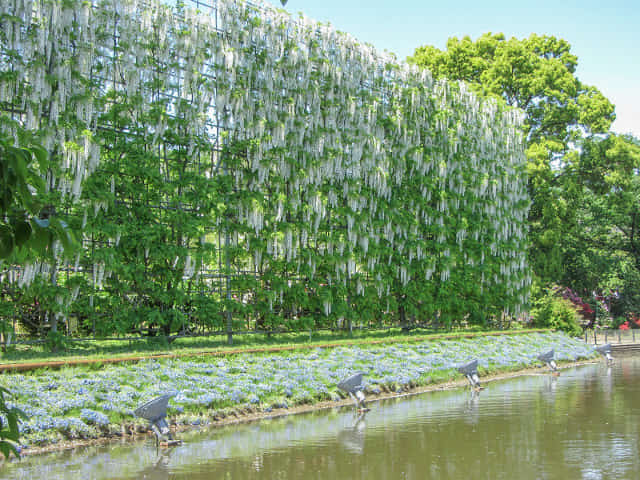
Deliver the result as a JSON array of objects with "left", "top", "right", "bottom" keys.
[{"left": 3, "top": 357, "right": 639, "bottom": 479}]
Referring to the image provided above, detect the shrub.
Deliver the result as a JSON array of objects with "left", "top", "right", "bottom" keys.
[
  {"left": 613, "top": 316, "right": 628, "bottom": 329},
  {"left": 530, "top": 288, "right": 582, "bottom": 336}
]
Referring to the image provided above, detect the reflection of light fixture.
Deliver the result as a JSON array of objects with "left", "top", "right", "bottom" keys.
[
  {"left": 458, "top": 360, "right": 481, "bottom": 389},
  {"left": 462, "top": 388, "right": 480, "bottom": 425},
  {"left": 339, "top": 411, "right": 367, "bottom": 454},
  {"left": 595, "top": 343, "right": 614, "bottom": 364},
  {"left": 135, "top": 394, "right": 180, "bottom": 446},
  {"left": 338, "top": 373, "right": 367, "bottom": 411},
  {"left": 537, "top": 349, "right": 558, "bottom": 374}
]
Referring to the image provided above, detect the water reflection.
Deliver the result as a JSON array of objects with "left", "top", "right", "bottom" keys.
[
  {"left": 461, "top": 389, "right": 480, "bottom": 425},
  {"left": 3, "top": 358, "right": 640, "bottom": 479},
  {"left": 541, "top": 374, "right": 558, "bottom": 403},
  {"left": 136, "top": 450, "right": 172, "bottom": 480},
  {"left": 337, "top": 411, "right": 366, "bottom": 455}
]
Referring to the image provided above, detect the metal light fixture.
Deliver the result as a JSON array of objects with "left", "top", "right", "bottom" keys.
[
  {"left": 135, "top": 394, "right": 180, "bottom": 446},
  {"left": 537, "top": 349, "right": 559, "bottom": 374},
  {"left": 595, "top": 343, "right": 614, "bottom": 364},
  {"left": 458, "top": 359, "right": 482, "bottom": 390},
  {"left": 338, "top": 372, "right": 368, "bottom": 411}
]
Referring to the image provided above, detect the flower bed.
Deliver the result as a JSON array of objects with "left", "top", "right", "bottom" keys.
[{"left": 1, "top": 332, "right": 595, "bottom": 448}]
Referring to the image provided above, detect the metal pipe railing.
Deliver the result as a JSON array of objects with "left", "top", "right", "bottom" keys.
[{"left": 585, "top": 329, "right": 638, "bottom": 345}]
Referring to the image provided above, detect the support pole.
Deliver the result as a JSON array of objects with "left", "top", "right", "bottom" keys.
[
  {"left": 223, "top": 157, "right": 233, "bottom": 346},
  {"left": 225, "top": 227, "right": 232, "bottom": 346}
]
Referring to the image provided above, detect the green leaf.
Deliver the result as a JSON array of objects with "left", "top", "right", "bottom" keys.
[
  {"left": 49, "top": 217, "right": 76, "bottom": 253},
  {"left": 13, "top": 219, "right": 32, "bottom": 246},
  {"left": 30, "top": 144, "right": 49, "bottom": 171},
  {"left": 0, "top": 225, "right": 14, "bottom": 258},
  {"left": 0, "top": 441, "right": 19, "bottom": 459},
  {"left": 9, "top": 146, "right": 30, "bottom": 181},
  {"left": 29, "top": 222, "right": 50, "bottom": 252}
]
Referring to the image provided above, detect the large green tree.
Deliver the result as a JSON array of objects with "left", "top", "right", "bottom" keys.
[
  {"left": 561, "top": 134, "right": 640, "bottom": 315},
  {"left": 408, "top": 33, "right": 616, "bottom": 285}
]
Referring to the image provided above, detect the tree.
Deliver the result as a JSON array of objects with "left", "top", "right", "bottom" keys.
[
  {"left": 561, "top": 134, "right": 640, "bottom": 314},
  {"left": 408, "top": 33, "right": 616, "bottom": 285}
]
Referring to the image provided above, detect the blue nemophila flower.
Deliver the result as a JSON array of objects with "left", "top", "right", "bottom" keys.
[
  {"left": 20, "top": 414, "right": 55, "bottom": 434},
  {"left": 3, "top": 332, "right": 596, "bottom": 447},
  {"left": 54, "top": 417, "right": 91, "bottom": 435},
  {"left": 229, "top": 390, "right": 246, "bottom": 403},
  {"left": 196, "top": 392, "right": 223, "bottom": 406},
  {"left": 81, "top": 409, "right": 110, "bottom": 426}
]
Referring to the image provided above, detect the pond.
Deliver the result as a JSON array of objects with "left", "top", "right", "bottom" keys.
[{"left": 2, "top": 357, "right": 639, "bottom": 479}]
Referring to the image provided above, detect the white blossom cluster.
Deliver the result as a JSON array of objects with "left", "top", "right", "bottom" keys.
[
  {"left": 0, "top": 0, "right": 100, "bottom": 200},
  {"left": 212, "top": 0, "right": 530, "bottom": 316},
  {"left": 0, "top": 0, "right": 531, "bottom": 323}
]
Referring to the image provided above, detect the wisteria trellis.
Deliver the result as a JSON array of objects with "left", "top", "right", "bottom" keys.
[{"left": 0, "top": 0, "right": 530, "bottom": 335}]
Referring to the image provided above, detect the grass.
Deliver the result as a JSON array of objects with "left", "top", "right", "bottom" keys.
[{"left": 0, "top": 326, "right": 549, "bottom": 369}]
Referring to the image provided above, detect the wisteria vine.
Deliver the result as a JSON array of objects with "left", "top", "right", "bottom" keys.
[{"left": 0, "top": 0, "right": 530, "bottom": 336}]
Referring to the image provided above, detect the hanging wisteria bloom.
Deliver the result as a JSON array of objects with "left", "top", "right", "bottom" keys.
[{"left": 0, "top": 0, "right": 530, "bottom": 334}]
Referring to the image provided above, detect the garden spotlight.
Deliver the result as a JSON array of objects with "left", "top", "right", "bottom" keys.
[
  {"left": 458, "top": 359, "right": 482, "bottom": 390},
  {"left": 134, "top": 393, "right": 180, "bottom": 446},
  {"left": 537, "top": 349, "right": 559, "bottom": 374},
  {"left": 338, "top": 372, "right": 368, "bottom": 411},
  {"left": 595, "top": 343, "right": 614, "bottom": 364}
]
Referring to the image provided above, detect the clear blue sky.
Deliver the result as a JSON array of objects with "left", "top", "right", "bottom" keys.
[{"left": 279, "top": 0, "right": 639, "bottom": 138}]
